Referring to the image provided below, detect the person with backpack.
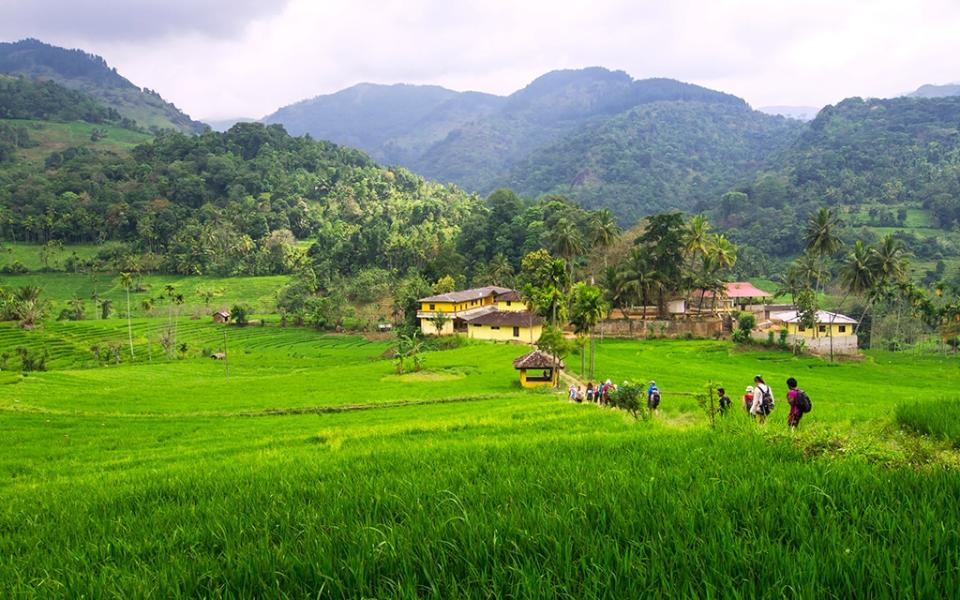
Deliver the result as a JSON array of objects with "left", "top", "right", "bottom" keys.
[
  {"left": 786, "top": 377, "right": 811, "bottom": 428},
  {"left": 647, "top": 380, "right": 661, "bottom": 410},
  {"left": 717, "top": 387, "right": 731, "bottom": 415},
  {"left": 585, "top": 382, "right": 594, "bottom": 403},
  {"left": 750, "top": 375, "right": 774, "bottom": 423}
]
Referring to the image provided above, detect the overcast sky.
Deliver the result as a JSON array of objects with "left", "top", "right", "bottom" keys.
[{"left": 2, "top": 0, "right": 958, "bottom": 120}]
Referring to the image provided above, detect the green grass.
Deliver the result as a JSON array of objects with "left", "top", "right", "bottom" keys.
[
  {"left": 0, "top": 118, "right": 152, "bottom": 163},
  {"left": 0, "top": 242, "right": 102, "bottom": 272},
  {"left": 1, "top": 272, "right": 291, "bottom": 316},
  {"left": 897, "top": 399, "right": 960, "bottom": 447},
  {"left": 1, "top": 323, "right": 958, "bottom": 597}
]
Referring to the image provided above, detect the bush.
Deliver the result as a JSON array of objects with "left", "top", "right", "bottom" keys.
[
  {"left": 230, "top": 304, "right": 251, "bottom": 326},
  {"left": 607, "top": 381, "right": 648, "bottom": 420},
  {"left": 732, "top": 311, "right": 756, "bottom": 344},
  {"left": 0, "top": 261, "right": 28, "bottom": 274}
]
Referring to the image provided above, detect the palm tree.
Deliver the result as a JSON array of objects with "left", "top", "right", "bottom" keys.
[
  {"left": 803, "top": 208, "right": 844, "bottom": 293},
  {"left": 570, "top": 284, "right": 608, "bottom": 381},
  {"left": 120, "top": 272, "right": 135, "bottom": 360},
  {"left": 683, "top": 215, "right": 713, "bottom": 271},
  {"left": 12, "top": 286, "right": 48, "bottom": 329},
  {"left": 67, "top": 297, "right": 85, "bottom": 321},
  {"left": 484, "top": 253, "right": 514, "bottom": 287},
  {"left": 549, "top": 218, "right": 585, "bottom": 277},
  {"left": 853, "top": 235, "right": 908, "bottom": 336},
  {"left": 588, "top": 209, "right": 621, "bottom": 269}
]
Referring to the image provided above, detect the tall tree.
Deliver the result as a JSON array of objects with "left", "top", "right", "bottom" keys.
[
  {"left": 570, "top": 283, "right": 608, "bottom": 381},
  {"left": 803, "top": 208, "right": 844, "bottom": 293},
  {"left": 635, "top": 213, "right": 687, "bottom": 318},
  {"left": 588, "top": 209, "right": 621, "bottom": 269},
  {"left": 549, "top": 217, "right": 585, "bottom": 277}
]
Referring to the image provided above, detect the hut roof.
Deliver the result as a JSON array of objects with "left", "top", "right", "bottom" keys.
[
  {"left": 466, "top": 310, "right": 542, "bottom": 327},
  {"left": 213, "top": 310, "right": 230, "bottom": 318},
  {"left": 513, "top": 350, "right": 564, "bottom": 370}
]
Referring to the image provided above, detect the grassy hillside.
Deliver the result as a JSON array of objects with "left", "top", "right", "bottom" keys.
[
  {"left": 0, "top": 39, "right": 204, "bottom": 133},
  {"left": 0, "top": 119, "right": 151, "bottom": 163},
  {"left": 0, "top": 326, "right": 958, "bottom": 596}
]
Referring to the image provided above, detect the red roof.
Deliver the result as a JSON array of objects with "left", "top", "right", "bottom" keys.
[{"left": 698, "top": 282, "right": 772, "bottom": 299}]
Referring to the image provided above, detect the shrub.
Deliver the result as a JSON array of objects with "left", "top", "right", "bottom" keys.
[
  {"left": 230, "top": 304, "right": 251, "bottom": 326},
  {"left": 607, "top": 381, "right": 648, "bottom": 420},
  {"left": 0, "top": 260, "right": 28, "bottom": 274}
]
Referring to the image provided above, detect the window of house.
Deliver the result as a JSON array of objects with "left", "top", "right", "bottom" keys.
[
  {"left": 429, "top": 304, "right": 436, "bottom": 311},
  {"left": 818, "top": 325, "right": 826, "bottom": 333},
  {"left": 798, "top": 326, "right": 805, "bottom": 332},
  {"left": 513, "top": 326, "right": 520, "bottom": 337},
  {"left": 506, "top": 301, "right": 512, "bottom": 307},
  {"left": 491, "top": 326, "right": 500, "bottom": 330},
  {"left": 839, "top": 325, "right": 846, "bottom": 333}
]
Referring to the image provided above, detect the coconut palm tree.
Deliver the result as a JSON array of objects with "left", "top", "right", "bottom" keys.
[
  {"left": 588, "top": 209, "right": 621, "bottom": 269},
  {"left": 803, "top": 208, "right": 844, "bottom": 292},
  {"left": 852, "top": 235, "right": 908, "bottom": 336},
  {"left": 483, "top": 253, "right": 515, "bottom": 287},
  {"left": 12, "top": 286, "right": 48, "bottom": 329},
  {"left": 119, "top": 272, "right": 135, "bottom": 359},
  {"left": 570, "top": 283, "right": 608, "bottom": 381},
  {"left": 67, "top": 297, "right": 85, "bottom": 321},
  {"left": 683, "top": 214, "right": 713, "bottom": 271},
  {"left": 549, "top": 218, "right": 585, "bottom": 277}
]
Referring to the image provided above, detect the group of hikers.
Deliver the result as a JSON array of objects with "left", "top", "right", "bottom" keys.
[
  {"left": 569, "top": 374, "right": 811, "bottom": 427},
  {"left": 568, "top": 379, "right": 662, "bottom": 409}
]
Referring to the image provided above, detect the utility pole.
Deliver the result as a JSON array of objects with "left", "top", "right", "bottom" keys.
[{"left": 223, "top": 330, "right": 229, "bottom": 380}]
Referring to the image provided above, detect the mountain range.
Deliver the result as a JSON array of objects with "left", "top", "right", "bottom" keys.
[
  {"left": 3, "top": 37, "right": 960, "bottom": 240},
  {"left": 262, "top": 68, "right": 807, "bottom": 219},
  {"left": 0, "top": 38, "right": 203, "bottom": 133}
]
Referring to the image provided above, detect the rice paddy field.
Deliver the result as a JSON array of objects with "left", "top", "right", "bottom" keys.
[{"left": 2, "top": 319, "right": 959, "bottom": 597}]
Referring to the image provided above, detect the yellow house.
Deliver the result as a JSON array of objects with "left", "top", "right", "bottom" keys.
[
  {"left": 418, "top": 287, "right": 540, "bottom": 342},
  {"left": 770, "top": 310, "right": 858, "bottom": 338},
  {"left": 466, "top": 310, "right": 543, "bottom": 344},
  {"left": 513, "top": 350, "right": 564, "bottom": 388}
]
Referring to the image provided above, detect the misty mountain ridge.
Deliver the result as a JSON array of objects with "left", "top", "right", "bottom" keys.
[
  {"left": 0, "top": 38, "right": 204, "bottom": 133},
  {"left": 757, "top": 105, "right": 820, "bottom": 121},
  {"left": 906, "top": 82, "right": 960, "bottom": 98},
  {"left": 264, "top": 67, "right": 754, "bottom": 197}
]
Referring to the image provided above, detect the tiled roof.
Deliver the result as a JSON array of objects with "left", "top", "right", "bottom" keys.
[
  {"left": 464, "top": 310, "right": 542, "bottom": 327},
  {"left": 496, "top": 290, "right": 522, "bottom": 302},
  {"left": 418, "top": 286, "right": 513, "bottom": 303},
  {"left": 698, "top": 282, "right": 773, "bottom": 299},
  {"left": 513, "top": 350, "right": 564, "bottom": 370},
  {"left": 770, "top": 310, "right": 858, "bottom": 325}
]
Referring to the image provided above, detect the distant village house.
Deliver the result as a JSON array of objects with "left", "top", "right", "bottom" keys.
[{"left": 417, "top": 286, "right": 542, "bottom": 343}]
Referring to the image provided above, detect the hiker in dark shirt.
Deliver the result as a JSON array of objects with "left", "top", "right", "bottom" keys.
[{"left": 717, "top": 387, "right": 731, "bottom": 415}]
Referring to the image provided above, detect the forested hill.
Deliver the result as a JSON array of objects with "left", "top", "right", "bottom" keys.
[
  {"left": 0, "top": 75, "right": 135, "bottom": 126},
  {"left": 500, "top": 100, "right": 803, "bottom": 225},
  {"left": 0, "top": 121, "right": 481, "bottom": 278},
  {"left": 0, "top": 39, "right": 204, "bottom": 133},
  {"left": 262, "top": 68, "right": 750, "bottom": 194},
  {"left": 715, "top": 95, "right": 960, "bottom": 264}
]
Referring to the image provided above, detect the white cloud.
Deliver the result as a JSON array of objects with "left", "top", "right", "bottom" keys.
[{"left": 2, "top": 0, "right": 959, "bottom": 119}]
